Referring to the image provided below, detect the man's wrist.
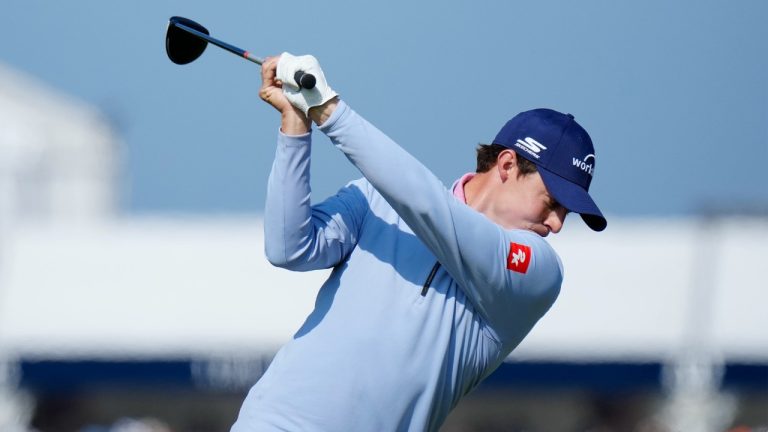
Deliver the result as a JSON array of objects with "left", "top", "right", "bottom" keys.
[
  {"left": 308, "top": 97, "right": 340, "bottom": 126},
  {"left": 280, "top": 109, "right": 311, "bottom": 135}
]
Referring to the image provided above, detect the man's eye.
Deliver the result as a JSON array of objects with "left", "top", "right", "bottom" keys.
[{"left": 549, "top": 200, "right": 568, "bottom": 214}]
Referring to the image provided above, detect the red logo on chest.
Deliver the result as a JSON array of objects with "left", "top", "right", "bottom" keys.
[{"left": 507, "top": 242, "right": 532, "bottom": 274}]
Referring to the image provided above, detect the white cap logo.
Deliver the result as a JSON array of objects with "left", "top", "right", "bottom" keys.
[
  {"left": 515, "top": 137, "right": 547, "bottom": 159},
  {"left": 572, "top": 154, "right": 595, "bottom": 176}
]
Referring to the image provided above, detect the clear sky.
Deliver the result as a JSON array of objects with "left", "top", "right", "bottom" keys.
[{"left": 2, "top": 0, "right": 766, "bottom": 217}]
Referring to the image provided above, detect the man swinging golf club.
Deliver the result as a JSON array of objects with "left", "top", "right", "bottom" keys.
[{"left": 231, "top": 53, "right": 606, "bottom": 431}]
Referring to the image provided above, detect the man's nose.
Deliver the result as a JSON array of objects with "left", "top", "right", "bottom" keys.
[{"left": 546, "top": 207, "right": 567, "bottom": 234}]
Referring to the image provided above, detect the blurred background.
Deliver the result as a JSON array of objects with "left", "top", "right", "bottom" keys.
[{"left": 1, "top": 1, "right": 766, "bottom": 431}]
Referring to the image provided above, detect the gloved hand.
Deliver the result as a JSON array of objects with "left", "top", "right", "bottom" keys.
[{"left": 277, "top": 52, "right": 338, "bottom": 116}]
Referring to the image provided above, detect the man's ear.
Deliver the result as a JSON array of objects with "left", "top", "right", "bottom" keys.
[{"left": 496, "top": 149, "right": 518, "bottom": 182}]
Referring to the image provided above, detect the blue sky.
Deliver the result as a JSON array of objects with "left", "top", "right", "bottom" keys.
[{"left": 2, "top": 0, "right": 766, "bottom": 217}]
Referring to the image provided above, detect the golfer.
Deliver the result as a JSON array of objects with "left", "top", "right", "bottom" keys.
[{"left": 231, "top": 54, "right": 606, "bottom": 432}]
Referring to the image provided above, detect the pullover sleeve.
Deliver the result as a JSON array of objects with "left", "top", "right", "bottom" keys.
[
  {"left": 318, "top": 101, "right": 562, "bottom": 342},
  {"left": 264, "top": 130, "right": 367, "bottom": 272}
]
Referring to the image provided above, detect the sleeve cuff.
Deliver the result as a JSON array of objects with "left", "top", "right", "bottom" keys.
[{"left": 278, "top": 128, "right": 312, "bottom": 147}]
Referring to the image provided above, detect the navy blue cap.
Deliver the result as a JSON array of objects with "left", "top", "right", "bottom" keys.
[{"left": 493, "top": 108, "right": 606, "bottom": 231}]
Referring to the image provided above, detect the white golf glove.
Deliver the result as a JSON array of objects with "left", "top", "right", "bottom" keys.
[{"left": 277, "top": 52, "right": 338, "bottom": 116}]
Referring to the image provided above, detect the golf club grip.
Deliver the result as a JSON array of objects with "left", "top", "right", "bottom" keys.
[{"left": 294, "top": 71, "right": 316, "bottom": 90}]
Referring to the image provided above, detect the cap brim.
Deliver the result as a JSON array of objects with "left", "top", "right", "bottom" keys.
[{"left": 538, "top": 168, "right": 607, "bottom": 232}]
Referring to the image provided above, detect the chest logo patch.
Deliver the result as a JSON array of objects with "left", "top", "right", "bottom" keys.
[{"left": 507, "top": 242, "right": 532, "bottom": 274}]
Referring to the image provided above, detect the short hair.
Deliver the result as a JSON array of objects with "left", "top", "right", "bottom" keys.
[{"left": 475, "top": 144, "right": 538, "bottom": 176}]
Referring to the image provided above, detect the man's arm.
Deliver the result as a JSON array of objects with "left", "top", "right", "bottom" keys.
[{"left": 260, "top": 57, "right": 365, "bottom": 271}]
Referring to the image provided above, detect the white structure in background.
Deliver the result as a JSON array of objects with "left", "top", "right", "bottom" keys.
[
  {"left": 3, "top": 218, "right": 766, "bottom": 362},
  {"left": 0, "top": 62, "right": 119, "bottom": 432},
  {"left": 0, "top": 62, "right": 117, "bottom": 226}
]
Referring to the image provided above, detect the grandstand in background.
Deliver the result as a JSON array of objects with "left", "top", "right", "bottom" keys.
[{"left": 0, "top": 63, "right": 765, "bottom": 432}]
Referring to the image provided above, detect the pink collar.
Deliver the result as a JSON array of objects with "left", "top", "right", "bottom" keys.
[{"left": 452, "top": 173, "right": 476, "bottom": 204}]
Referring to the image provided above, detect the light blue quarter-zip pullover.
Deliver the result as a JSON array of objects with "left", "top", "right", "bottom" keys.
[{"left": 232, "top": 101, "right": 563, "bottom": 432}]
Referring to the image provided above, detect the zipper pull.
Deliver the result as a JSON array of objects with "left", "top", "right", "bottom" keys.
[{"left": 421, "top": 262, "right": 441, "bottom": 296}]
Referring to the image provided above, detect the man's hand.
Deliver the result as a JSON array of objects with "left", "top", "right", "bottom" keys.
[
  {"left": 259, "top": 56, "right": 311, "bottom": 135},
  {"left": 277, "top": 53, "right": 338, "bottom": 116}
]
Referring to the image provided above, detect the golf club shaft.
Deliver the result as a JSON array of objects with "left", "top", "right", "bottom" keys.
[
  {"left": 171, "top": 21, "right": 316, "bottom": 90},
  {"left": 174, "top": 22, "right": 264, "bottom": 64}
]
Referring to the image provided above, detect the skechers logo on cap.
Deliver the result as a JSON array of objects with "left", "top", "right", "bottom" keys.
[
  {"left": 514, "top": 137, "right": 547, "bottom": 159},
  {"left": 572, "top": 154, "right": 595, "bottom": 176}
]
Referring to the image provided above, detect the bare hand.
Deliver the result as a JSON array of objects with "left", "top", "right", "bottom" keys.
[{"left": 259, "top": 56, "right": 310, "bottom": 133}]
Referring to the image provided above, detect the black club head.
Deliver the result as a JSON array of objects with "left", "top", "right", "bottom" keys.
[{"left": 166, "top": 16, "right": 210, "bottom": 65}]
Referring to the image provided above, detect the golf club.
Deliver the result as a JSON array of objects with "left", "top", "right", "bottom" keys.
[{"left": 165, "top": 16, "right": 316, "bottom": 90}]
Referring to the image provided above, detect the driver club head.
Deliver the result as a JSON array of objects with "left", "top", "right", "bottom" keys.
[{"left": 166, "top": 16, "right": 210, "bottom": 65}]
